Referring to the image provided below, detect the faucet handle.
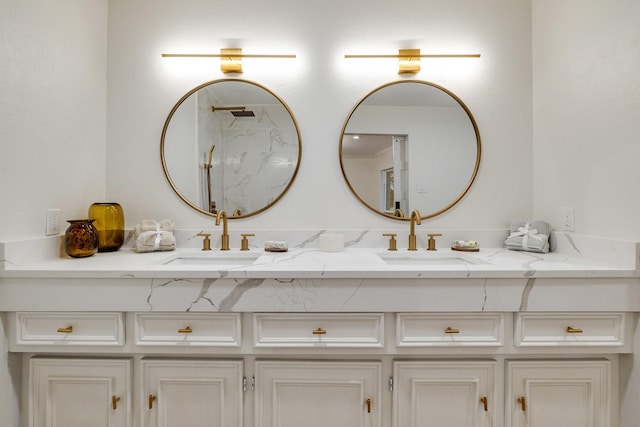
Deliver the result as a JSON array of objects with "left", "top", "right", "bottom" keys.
[
  {"left": 382, "top": 233, "right": 398, "bottom": 251},
  {"left": 240, "top": 233, "right": 255, "bottom": 251},
  {"left": 196, "top": 232, "right": 212, "bottom": 251},
  {"left": 426, "top": 233, "right": 443, "bottom": 251}
]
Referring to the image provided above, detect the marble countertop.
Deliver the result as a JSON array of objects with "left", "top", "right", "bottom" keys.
[
  {"left": 1, "top": 231, "right": 639, "bottom": 313},
  {"left": 1, "top": 245, "right": 637, "bottom": 280},
  {"left": 1, "top": 230, "right": 638, "bottom": 280}
]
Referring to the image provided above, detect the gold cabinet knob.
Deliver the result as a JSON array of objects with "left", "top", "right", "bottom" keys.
[
  {"left": 480, "top": 396, "right": 488, "bottom": 412},
  {"left": 148, "top": 394, "right": 157, "bottom": 409},
  {"left": 517, "top": 396, "right": 526, "bottom": 412},
  {"left": 177, "top": 326, "right": 193, "bottom": 333},
  {"left": 312, "top": 328, "right": 327, "bottom": 335},
  {"left": 566, "top": 326, "right": 583, "bottom": 333},
  {"left": 445, "top": 327, "right": 460, "bottom": 334},
  {"left": 56, "top": 326, "right": 73, "bottom": 333},
  {"left": 112, "top": 395, "right": 121, "bottom": 410}
]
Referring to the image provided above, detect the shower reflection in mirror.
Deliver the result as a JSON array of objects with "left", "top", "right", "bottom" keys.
[{"left": 162, "top": 80, "right": 300, "bottom": 218}]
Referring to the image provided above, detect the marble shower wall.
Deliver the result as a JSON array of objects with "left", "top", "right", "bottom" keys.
[{"left": 219, "top": 105, "right": 299, "bottom": 215}]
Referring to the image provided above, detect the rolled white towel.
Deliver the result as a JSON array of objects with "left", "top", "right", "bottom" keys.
[{"left": 134, "top": 219, "right": 176, "bottom": 252}]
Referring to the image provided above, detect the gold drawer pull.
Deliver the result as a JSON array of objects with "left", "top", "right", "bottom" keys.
[
  {"left": 566, "top": 326, "right": 583, "bottom": 333},
  {"left": 178, "top": 326, "right": 193, "bottom": 333},
  {"left": 517, "top": 396, "right": 526, "bottom": 412},
  {"left": 312, "top": 328, "right": 327, "bottom": 335},
  {"left": 445, "top": 327, "right": 460, "bottom": 334},
  {"left": 148, "top": 394, "right": 156, "bottom": 409},
  {"left": 56, "top": 326, "right": 73, "bottom": 333},
  {"left": 366, "top": 398, "right": 372, "bottom": 413},
  {"left": 112, "top": 395, "right": 121, "bottom": 410},
  {"left": 480, "top": 396, "right": 488, "bottom": 412}
]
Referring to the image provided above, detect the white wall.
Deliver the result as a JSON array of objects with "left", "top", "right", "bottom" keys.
[
  {"left": 532, "top": 0, "right": 640, "bottom": 240},
  {"left": 106, "top": 0, "right": 532, "bottom": 232},
  {"left": 1, "top": 0, "right": 637, "bottom": 240},
  {"left": 0, "top": 0, "right": 108, "bottom": 242}
]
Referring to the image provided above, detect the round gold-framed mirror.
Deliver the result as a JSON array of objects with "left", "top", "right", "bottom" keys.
[
  {"left": 161, "top": 79, "right": 301, "bottom": 218},
  {"left": 340, "top": 80, "right": 481, "bottom": 220}
]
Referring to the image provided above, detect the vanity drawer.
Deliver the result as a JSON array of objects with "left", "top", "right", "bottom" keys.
[
  {"left": 253, "top": 313, "right": 384, "bottom": 347},
  {"left": 134, "top": 313, "right": 241, "bottom": 346},
  {"left": 14, "top": 312, "right": 124, "bottom": 346},
  {"left": 396, "top": 313, "right": 504, "bottom": 347},
  {"left": 514, "top": 312, "right": 626, "bottom": 347}
]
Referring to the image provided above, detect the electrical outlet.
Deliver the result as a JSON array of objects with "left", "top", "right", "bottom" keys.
[
  {"left": 561, "top": 207, "right": 575, "bottom": 232},
  {"left": 46, "top": 208, "right": 61, "bottom": 235}
]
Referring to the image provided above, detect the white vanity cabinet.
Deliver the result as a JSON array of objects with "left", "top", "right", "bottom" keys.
[
  {"left": 392, "top": 361, "right": 496, "bottom": 427},
  {"left": 254, "top": 360, "right": 382, "bottom": 427},
  {"left": 140, "top": 359, "right": 243, "bottom": 427},
  {"left": 29, "top": 357, "right": 132, "bottom": 427},
  {"left": 506, "top": 360, "right": 611, "bottom": 427},
  {"left": 16, "top": 310, "right": 628, "bottom": 427}
]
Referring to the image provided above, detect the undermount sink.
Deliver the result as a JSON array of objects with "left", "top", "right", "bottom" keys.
[
  {"left": 157, "top": 251, "right": 261, "bottom": 267},
  {"left": 376, "top": 251, "right": 488, "bottom": 266}
]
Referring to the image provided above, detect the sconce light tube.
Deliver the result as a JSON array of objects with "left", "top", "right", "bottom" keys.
[
  {"left": 162, "top": 48, "right": 296, "bottom": 74},
  {"left": 344, "top": 54, "right": 481, "bottom": 58},
  {"left": 161, "top": 54, "right": 297, "bottom": 58},
  {"left": 345, "top": 49, "right": 480, "bottom": 74}
]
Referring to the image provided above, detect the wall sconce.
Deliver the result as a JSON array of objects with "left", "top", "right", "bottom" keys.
[
  {"left": 161, "top": 48, "right": 296, "bottom": 74},
  {"left": 345, "top": 49, "right": 481, "bottom": 74}
]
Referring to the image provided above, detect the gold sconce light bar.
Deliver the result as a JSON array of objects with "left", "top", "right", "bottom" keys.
[
  {"left": 161, "top": 48, "right": 296, "bottom": 74},
  {"left": 345, "top": 49, "right": 481, "bottom": 74}
]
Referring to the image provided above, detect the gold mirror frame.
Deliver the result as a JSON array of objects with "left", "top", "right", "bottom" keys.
[
  {"left": 160, "top": 78, "right": 302, "bottom": 218},
  {"left": 339, "top": 80, "right": 481, "bottom": 221}
]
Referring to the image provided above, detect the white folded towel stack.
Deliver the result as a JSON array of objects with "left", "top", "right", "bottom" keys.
[
  {"left": 134, "top": 219, "right": 176, "bottom": 253},
  {"left": 505, "top": 220, "right": 551, "bottom": 253}
]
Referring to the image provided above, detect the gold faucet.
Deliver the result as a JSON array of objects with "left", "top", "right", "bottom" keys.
[
  {"left": 215, "top": 210, "right": 230, "bottom": 250},
  {"left": 408, "top": 210, "right": 422, "bottom": 251}
]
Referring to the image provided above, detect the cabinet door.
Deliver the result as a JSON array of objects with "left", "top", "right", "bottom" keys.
[
  {"left": 506, "top": 360, "right": 611, "bottom": 427},
  {"left": 29, "top": 357, "right": 131, "bottom": 427},
  {"left": 255, "top": 360, "right": 381, "bottom": 427},
  {"left": 141, "top": 359, "right": 243, "bottom": 427},
  {"left": 393, "top": 361, "right": 495, "bottom": 427}
]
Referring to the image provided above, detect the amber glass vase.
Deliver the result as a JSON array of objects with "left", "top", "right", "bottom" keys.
[
  {"left": 64, "top": 219, "right": 99, "bottom": 258},
  {"left": 88, "top": 202, "right": 125, "bottom": 252}
]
